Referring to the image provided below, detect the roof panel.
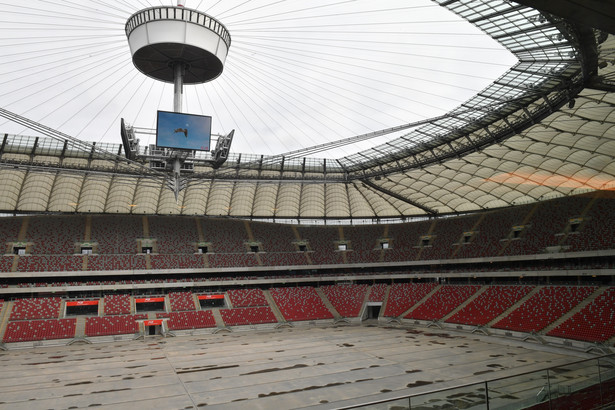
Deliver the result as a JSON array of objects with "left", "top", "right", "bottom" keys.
[
  {"left": 206, "top": 182, "right": 233, "bottom": 216},
  {"left": 230, "top": 184, "right": 256, "bottom": 216},
  {"left": 48, "top": 175, "right": 82, "bottom": 213},
  {"left": 325, "top": 184, "right": 350, "bottom": 219},
  {"left": 158, "top": 183, "right": 183, "bottom": 215},
  {"left": 182, "top": 181, "right": 210, "bottom": 216},
  {"left": 0, "top": 170, "right": 25, "bottom": 211},
  {"left": 77, "top": 176, "right": 109, "bottom": 213},
  {"left": 300, "top": 184, "right": 325, "bottom": 218},
  {"left": 105, "top": 177, "right": 136, "bottom": 214},
  {"left": 133, "top": 182, "right": 161, "bottom": 215},
  {"left": 18, "top": 172, "right": 54, "bottom": 212},
  {"left": 275, "top": 184, "right": 301, "bottom": 218}
]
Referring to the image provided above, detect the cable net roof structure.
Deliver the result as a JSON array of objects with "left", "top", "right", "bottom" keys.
[{"left": 0, "top": 0, "right": 614, "bottom": 221}]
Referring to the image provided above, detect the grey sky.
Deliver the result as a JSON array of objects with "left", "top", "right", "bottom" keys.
[{"left": 0, "top": 0, "right": 516, "bottom": 158}]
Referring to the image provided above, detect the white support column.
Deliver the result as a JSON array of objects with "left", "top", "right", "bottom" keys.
[{"left": 173, "top": 62, "right": 185, "bottom": 113}]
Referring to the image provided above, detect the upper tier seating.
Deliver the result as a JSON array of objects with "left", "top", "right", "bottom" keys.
[
  {"left": 27, "top": 216, "right": 84, "bottom": 254},
  {"left": 91, "top": 215, "right": 143, "bottom": 254},
  {"left": 0, "top": 256, "right": 14, "bottom": 273},
  {"left": 201, "top": 219, "right": 247, "bottom": 253},
  {"left": 3, "top": 318, "right": 76, "bottom": 342},
  {"left": 405, "top": 285, "right": 481, "bottom": 321},
  {"left": 381, "top": 221, "right": 428, "bottom": 262},
  {"left": 547, "top": 287, "right": 615, "bottom": 342},
  {"left": 346, "top": 249, "right": 381, "bottom": 264},
  {"left": 269, "top": 286, "right": 333, "bottom": 321},
  {"left": 446, "top": 285, "right": 534, "bottom": 326},
  {"left": 87, "top": 255, "right": 146, "bottom": 271},
  {"left": 207, "top": 253, "right": 258, "bottom": 268},
  {"left": 296, "top": 226, "right": 343, "bottom": 265},
  {"left": 259, "top": 252, "right": 308, "bottom": 266},
  {"left": 148, "top": 216, "right": 198, "bottom": 254},
  {"left": 455, "top": 206, "right": 527, "bottom": 259},
  {"left": 251, "top": 221, "right": 297, "bottom": 253},
  {"left": 227, "top": 289, "right": 268, "bottom": 307},
  {"left": 158, "top": 310, "right": 216, "bottom": 330},
  {"left": 563, "top": 198, "right": 615, "bottom": 252},
  {"left": 383, "top": 283, "right": 438, "bottom": 317},
  {"left": 320, "top": 284, "right": 369, "bottom": 317},
  {"left": 85, "top": 314, "right": 146, "bottom": 336},
  {"left": 103, "top": 294, "right": 131, "bottom": 315},
  {"left": 10, "top": 297, "right": 62, "bottom": 320},
  {"left": 493, "top": 286, "right": 596, "bottom": 333},
  {"left": 343, "top": 225, "right": 383, "bottom": 252},
  {"left": 517, "top": 197, "right": 589, "bottom": 255},
  {"left": 0, "top": 217, "right": 21, "bottom": 246},
  {"left": 169, "top": 291, "right": 196, "bottom": 311},
  {"left": 344, "top": 225, "right": 384, "bottom": 264},
  {"left": 17, "top": 255, "right": 83, "bottom": 272},
  {"left": 420, "top": 215, "right": 481, "bottom": 260},
  {"left": 219, "top": 306, "right": 277, "bottom": 326},
  {"left": 150, "top": 254, "right": 204, "bottom": 270},
  {"left": 368, "top": 284, "right": 388, "bottom": 302},
  {"left": 0, "top": 192, "right": 612, "bottom": 273}
]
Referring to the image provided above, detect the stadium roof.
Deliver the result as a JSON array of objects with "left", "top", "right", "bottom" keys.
[{"left": 0, "top": 1, "right": 614, "bottom": 221}]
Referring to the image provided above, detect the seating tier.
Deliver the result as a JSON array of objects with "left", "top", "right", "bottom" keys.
[
  {"left": 220, "top": 306, "right": 277, "bottom": 326},
  {"left": 493, "top": 286, "right": 596, "bottom": 333},
  {"left": 269, "top": 286, "right": 333, "bottom": 322},
  {"left": 405, "top": 285, "right": 481, "bottom": 321}
]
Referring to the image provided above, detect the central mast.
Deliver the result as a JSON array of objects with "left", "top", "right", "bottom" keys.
[{"left": 124, "top": 2, "right": 232, "bottom": 200}]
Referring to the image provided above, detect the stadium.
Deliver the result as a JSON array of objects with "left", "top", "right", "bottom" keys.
[{"left": 0, "top": 0, "right": 614, "bottom": 408}]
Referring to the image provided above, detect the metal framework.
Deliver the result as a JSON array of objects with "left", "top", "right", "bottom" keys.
[{"left": 0, "top": 0, "right": 614, "bottom": 220}]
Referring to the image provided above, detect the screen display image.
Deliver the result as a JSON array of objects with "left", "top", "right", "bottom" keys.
[{"left": 156, "top": 110, "right": 211, "bottom": 151}]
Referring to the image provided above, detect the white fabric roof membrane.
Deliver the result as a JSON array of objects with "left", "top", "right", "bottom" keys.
[{"left": 0, "top": 1, "right": 614, "bottom": 220}]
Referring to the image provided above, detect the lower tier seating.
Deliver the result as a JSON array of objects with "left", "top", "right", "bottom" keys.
[
  {"left": 383, "top": 283, "right": 438, "bottom": 317},
  {"left": 227, "top": 289, "right": 268, "bottom": 307},
  {"left": 1, "top": 284, "right": 612, "bottom": 346},
  {"left": 219, "top": 306, "right": 277, "bottom": 326},
  {"left": 103, "top": 294, "right": 131, "bottom": 315},
  {"left": 169, "top": 291, "right": 196, "bottom": 311},
  {"left": 493, "top": 286, "right": 596, "bottom": 333},
  {"left": 547, "top": 287, "right": 615, "bottom": 342},
  {"left": 405, "top": 285, "right": 481, "bottom": 321},
  {"left": 368, "top": 283, "right": 388, "bottom": 302},
  {"left": 158, "top": 310, "right": 216, "bottom": 330},
  {"left": 269, "top": 286, "right": 333, "bottom": 322},
  {"left": 320, "top": 284, "right": 369, "bottom": 317},
  {"left": 9, "top": 297, "right": 62, "bottom": 320},
  {"left": 3, "top": 318, "right": 76, "bottom": 342},
  {"left": 85, "top": 314, "right": 146, "bottom": 337},
  {"left": 446, "top": 285, "right": 534, "bottom": 326}
]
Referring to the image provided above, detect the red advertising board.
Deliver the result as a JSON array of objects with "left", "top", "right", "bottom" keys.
[
  {"left": 66, "top": 300, "right": 99, "bottom": 306},
  {"left": 135, "top": 297, "right": 165, "bottom": 303},
  {"left": 143, "top": 320, "right": 164, "bottom": 326},
  {"left": 198, "top": 294, "right": 224, "bottom": 300}
]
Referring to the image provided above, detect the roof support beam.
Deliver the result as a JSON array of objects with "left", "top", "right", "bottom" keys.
[
  {"left": 491, "top": 23, "right": 550, "bottom": 41},
  {"left": 469, "top": 4, "right": 525, "bottom": 24},
  {"left": 0, "top": 134, "right": 7, "bottom": 156},
  {"left": 513, "top": 0, "right": 615, "bottom": 35},
  {"left": 360, "top": 178, "right": 437, "bottom": 216},
  {"left": 585, "top": 76, "right": 615, "bottom": 93}
]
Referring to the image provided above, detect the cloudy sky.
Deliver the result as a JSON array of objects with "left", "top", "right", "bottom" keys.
[{"left": 0, "top": 0, "right": 516, "bottom": 158}]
